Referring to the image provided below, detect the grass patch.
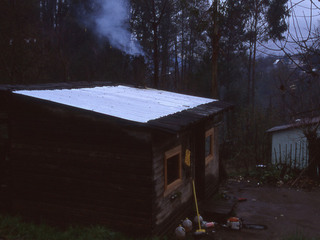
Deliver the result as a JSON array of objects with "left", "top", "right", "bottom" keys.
[{"left": 0, "top": 214, "right": 163, "bottom": 240}]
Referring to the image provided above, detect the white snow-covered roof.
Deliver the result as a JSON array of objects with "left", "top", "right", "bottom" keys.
[{"left": 14, "top": 85, "right": 216, "bottom": 123}]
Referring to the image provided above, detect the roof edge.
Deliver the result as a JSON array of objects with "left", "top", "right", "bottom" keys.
[
  {"left": 0, "top": 81, "right": 116, "bottom": 91},
  {"left": 267, "top": 116, "right": 320, "bottom": 133}
]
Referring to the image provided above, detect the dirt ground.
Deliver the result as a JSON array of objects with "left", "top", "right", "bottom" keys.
[{"left": 208, "top": 179, "right": 320, "bottom": 240}]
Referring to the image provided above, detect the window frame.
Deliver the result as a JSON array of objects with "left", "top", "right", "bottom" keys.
[
  {"left": 205, "top": 128, "right": 214, "bottom": 165},
  {"left": 164, "top": 145, "right": 182, "bottom": 195}
]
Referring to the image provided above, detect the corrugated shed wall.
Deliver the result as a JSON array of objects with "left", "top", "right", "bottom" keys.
[{"left": 271, "top": 128, "right": 320, "bottom": 169}]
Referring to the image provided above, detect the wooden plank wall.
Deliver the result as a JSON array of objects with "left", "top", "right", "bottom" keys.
[
  {"left": 151, "top": 129, "right": 195, "bottom": 236},
  {"left": 0, "top": 92, "right": 11, "bottom": 213},
  {"left": 8, "top": 95, "right": 154, "bottom": 234},
  {"left": 194, "top": 123, "right": 205, "bottom": 200},
  {"left": 150, "top": 120, "right": 221, "bottom": 235},
  {"left": 204, "top": 123, "right": 220, "bottom": 198}
]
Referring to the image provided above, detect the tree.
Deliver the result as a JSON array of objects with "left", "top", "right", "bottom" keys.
[
  {"left": 211, "top": 0, "right": 219, "bottom": 98},
  {"left": 302, "top": 119, "right": 320, "bottom": 178},
  {"left": 270, "top": 1, "right": 320, "bottom": 118},
  {"left": 246, "top": 0, "right": 289, "bottom": 113},
  {"left": 174, "top": 0, "right": 210, "bottom": 91},
  {"left": 0, "top": 0, "right": 41, "bottom": 83},
  {"left": 269, "top": 1, "right": 320, "bottom": 176},
  {"left": 218, "top": 0, "right": 250, "bottom": 102},
  {"left": 131, "top": 0, "right": 175, "bottom": 88}
]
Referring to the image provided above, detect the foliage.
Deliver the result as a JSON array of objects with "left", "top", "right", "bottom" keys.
[
  {"left": 220, "top": 100, "right": 282, "bottom": 174},
  {"left": 0, "top": 215, "right": 164, "bottom": 240},
  {"left": 0, "top": 0, "right": 137, "bottom": 84},
  {"left": 266, "top": 0, "right": 289, "bottom": 41},
  {"left": 248, "top": 164, "right": 300, "bottom": 184}
]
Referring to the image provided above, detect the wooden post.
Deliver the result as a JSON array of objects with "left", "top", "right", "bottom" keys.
[
  {"left": 279, "top": 144, "right": 282, "bottom": 164},
  {"left": 289, "top": 144, "right": 292, "bottom": 168},
  {"left": 294, "top": 143, "right": 297, "bottom": 168},
  {"left": 306, "top": 142, "right": 308, "bottom": 168},
  {"left": 285, "top": 144, "right": 288, "bottom": 165},
  {"left": 274, "top": 148, "right": 278, "bottom": 165},
  {"left": 299, "top": 142, "right": 302, "bottom": 168},
  {"left": 302, "top": 142, "right": 304, "bottom": 168}
]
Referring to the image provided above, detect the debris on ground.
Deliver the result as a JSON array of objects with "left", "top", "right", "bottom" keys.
[{"left": 173, "top": 176, "right": 320, "bottom": 239}]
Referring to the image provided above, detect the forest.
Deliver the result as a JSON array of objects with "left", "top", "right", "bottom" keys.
[{"left": 1, "top": 0, "right": 320, "bottom": 171}]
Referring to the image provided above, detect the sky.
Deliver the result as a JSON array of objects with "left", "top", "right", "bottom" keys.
[
  {"left": 208, "top": 0, "right": 320, "bottom": 56},
  {"left": 290, "top": 0, "right": 320, "bottom": 31},
  {"left": 261, "top": 0, "right": 320, "bottom": 56}
]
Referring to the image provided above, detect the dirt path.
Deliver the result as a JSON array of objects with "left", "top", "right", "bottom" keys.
[{"left": 211, "top": 179, "right": 320, "bottom": 240}]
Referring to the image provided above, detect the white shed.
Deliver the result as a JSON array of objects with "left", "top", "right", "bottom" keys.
[{"left": 267, "top": 117, "right": 320, "bottom": 169}]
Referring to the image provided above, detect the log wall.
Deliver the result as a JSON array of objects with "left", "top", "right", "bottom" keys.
[{"left": 8, "top": 95, "right": 153, "bottom": 234}]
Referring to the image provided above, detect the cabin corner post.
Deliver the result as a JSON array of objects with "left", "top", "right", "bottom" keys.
[
  {"left": 194, "top": 123, "right": 206, "bottom": 201},
  {"left": 0, "top": 91, "right": 13, "bottom": 213}
]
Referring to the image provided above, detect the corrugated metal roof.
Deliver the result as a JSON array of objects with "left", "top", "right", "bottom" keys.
[
  {"left": 0, "top": 82, "right": 233, "bottom": 132},
  {"left": 147, "top": 100, "right": 232, "bottom": 132},
  {"left": 12, "top": 85, "right": 215, "bottom": 123}
]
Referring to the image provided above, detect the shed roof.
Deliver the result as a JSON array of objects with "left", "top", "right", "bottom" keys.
[
  {"left": 267, "top": 116, "right": 320, "bottom": 133},
  {"left": 1, "top": 82, "right": 233, "bottom": 132}
]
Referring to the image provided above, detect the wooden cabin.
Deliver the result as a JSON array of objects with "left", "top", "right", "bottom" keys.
[{"left": 0, "top": 82, "right": 232, "bottom": 236}]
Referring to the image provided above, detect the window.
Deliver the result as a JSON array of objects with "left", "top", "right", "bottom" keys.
[
  {"left": 205, "top": 128, "right": 214, "bottom": 164},
  {"left": 164, "top": 145, "right": 182, "bottom": 194}
]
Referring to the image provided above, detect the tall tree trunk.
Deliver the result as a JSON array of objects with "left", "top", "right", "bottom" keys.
[
  {"left": 251, "top": 0, "right": 259, "bottom": 163},
  {"left": 306, "top": 132, "right": 320, "bottom": 178},
  {"left": 212, "top": 0, "right": 219, "bottom": 99},
  {"left": 252, "top": 38, "right": 257, "bottom": 115},
  {"left": 148, "top": 0, "right": 168, "bottom": 89},
  {"left": 174, "top": 37, "right": 180, "bottom": 89},
  {"left": 153, "top": 22, "right": 159, "bottom": 88},
  {"left": 57, "top": 0, "right": 63, "bottom": 28},
  {"left": 251, "top": 1, "right": 258, "bottom": 117},
  {"left": 161, "top": 40, "right": 168, "bottom": 88},
  {"left": 181, "top": 11, "right": 185, "bottom": 89},
  {"left": 247, "top": 42, "right": 252, "bottom": 105}
]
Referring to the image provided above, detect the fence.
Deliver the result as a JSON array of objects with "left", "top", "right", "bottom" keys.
[{"left": 272, "top": 141, "right": 309, "bottom": 169}]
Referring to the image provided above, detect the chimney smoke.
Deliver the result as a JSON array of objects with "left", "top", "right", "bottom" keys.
[{"left": 91, "top": 0, "right": 144, "bottom": 56}]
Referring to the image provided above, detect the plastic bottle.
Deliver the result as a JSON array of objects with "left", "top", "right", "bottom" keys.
[
  {"left": 175, "top": 225, "right": 186, "bottom": 239},
  {"left": 182, "top": 218, "right": 192, "bottom": 232}
]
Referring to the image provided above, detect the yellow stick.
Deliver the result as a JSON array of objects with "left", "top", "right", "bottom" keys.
[{"left": 192, "top": 180, "right": 203, "bottom": 232}]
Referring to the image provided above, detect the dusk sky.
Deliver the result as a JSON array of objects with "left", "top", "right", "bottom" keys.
[{"left": 263, "top": 0, "right": 320, "bottom": 55}]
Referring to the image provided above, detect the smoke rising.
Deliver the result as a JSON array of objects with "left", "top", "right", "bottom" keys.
[{"left": 92, "top": 0, "right": 144, "bottom": 56}]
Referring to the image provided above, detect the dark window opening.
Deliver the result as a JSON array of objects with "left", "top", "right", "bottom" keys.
[
  {"left": 205, "top": 128, "right": 214, "bottom": 164},
  {"left": 164, "top": 145, "right": 182, "bottom": 195},
  {"left": 205, "top": 135, "right": 212, "bottom": 158},
  {"left": 167, "top": 154, "right": 180, "bottom": 185}
]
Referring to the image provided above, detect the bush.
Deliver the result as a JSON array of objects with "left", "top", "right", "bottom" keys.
[{"left": 248, "top": 164, "right": 301, "bottom": 184}]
